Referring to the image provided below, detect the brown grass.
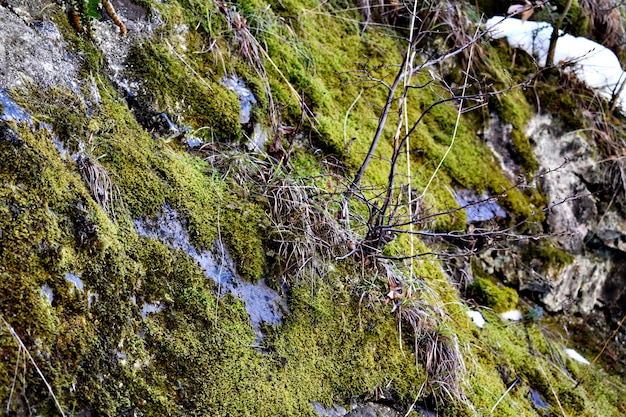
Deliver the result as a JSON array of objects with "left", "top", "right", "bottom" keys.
[
  {"left": 201, "top": 146, "right": 351, "bottom": 283},
  {"left": 382, "top": 263, "right": 466, "bottom": 405},
  {"left": 579, "top": 0, "right": 626, "bottom": 54},
  {"left": 76, "top": 150, "right": 123, "bottom": 220}
]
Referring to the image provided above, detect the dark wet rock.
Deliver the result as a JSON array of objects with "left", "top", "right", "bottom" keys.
[
  {"left": 345, "top": 403, "right": 401, "bottom": 417},
  {"left": 590, "top": 229, "right": 626, "bottom": 253},
  {"left": 529, "top": 387, "right": 550, "bottom": 411},
  {"left": 313, "top": 402, "right": 348, "bottom": 417},
  {"left": 455, "top": 189, "right": 507, "bottom": 223},
  {"left": 0, "top": 122, "right": 24, "bottom": 147}
]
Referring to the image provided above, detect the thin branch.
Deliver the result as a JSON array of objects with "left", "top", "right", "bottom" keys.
[
  {"left": 346, "top": 52, "right": 409, "bottom": 197},
  {"left": 575, "top": 312, "right": 626, "bottom": 388}
]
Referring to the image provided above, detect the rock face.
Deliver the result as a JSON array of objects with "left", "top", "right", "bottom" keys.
[
  {"left": 0, "top": 0, "right": 78, "bottom": 90},
  {"left": 481, "top": 112, "right": 626, "bottom": 323}
]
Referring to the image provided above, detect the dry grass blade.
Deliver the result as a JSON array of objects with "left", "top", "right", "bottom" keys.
[
  {"left": 77, "top": 152, "right": 123, "bottom": 220},
  {"left": 383, "top": 263, "right": 466, "bottom": 405},
  {"left": 211, "top": 0, "right": 314, "bottom": 134},
  {"left": 200, "top": 146, "right": 351, "bottom": 282},
  {"left": 266, "top": 178, "right": 348, "bottom": 281},
  {"left": 1, "top": 315, "right": 66, "bottom": 417},
  {"left": 580, "top": 0, "right": 626, "bottom": 54},
  {"left": 398, "top": 304, "right": 465, "bottom": 404},
  {"left": 507, "top": 1, "right": 534, "bottom": 23}
]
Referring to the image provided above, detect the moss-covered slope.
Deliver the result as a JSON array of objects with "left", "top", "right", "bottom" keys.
[{"left": 0, "top": 0, "right": 625, "bottom": 415}]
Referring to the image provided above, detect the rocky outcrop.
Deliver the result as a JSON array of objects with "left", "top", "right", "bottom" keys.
[{"left": 481, "top": 112, "right": 626, "bottom": 323}]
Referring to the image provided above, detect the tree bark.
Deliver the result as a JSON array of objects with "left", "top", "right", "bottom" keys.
[{"left": 545, "top": 0, "right": 573, "bottom": 67}]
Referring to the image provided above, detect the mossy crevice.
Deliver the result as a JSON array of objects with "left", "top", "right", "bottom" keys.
[
  {"left": 522, "top": 239, "right": 575, "bottom": 277},
  {"left": 470, "top": 263, "right": 519, "bottom": 313}
]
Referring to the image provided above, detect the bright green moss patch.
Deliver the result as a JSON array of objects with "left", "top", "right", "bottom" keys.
[
  {"left": 15, "top": 81, "right": 266, "bottom": 281},
  {"left": 493, "top": 90, "right": 538, "bottom": 173},
  {"left": 471, "top": 277, "right": 519, "bottom": 313},
  {"left": 457, "top": 309, "right": 625, "bottom": 417},
  {"left": 3, "top": 0, "right": 626, "bottom": 416},
  {"left": 471, "top": 264, "right": 519, "bottom": 313},
  {"left": 126, "top": 41, "right": 242, "bottom": 141}
]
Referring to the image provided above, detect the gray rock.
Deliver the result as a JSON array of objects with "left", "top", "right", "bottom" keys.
[
  {"left": 0, "top": 6, "right": 78, "bottom": 90},
  {"left": 345, "top": 403, "right": 400, "bottom": 417},
  {"left": 455, "top": 188, "right": 507, "bottom": 223},
  {"left": 481, "top": 113, "right": 626, "bottom": 320},
  {"left": 480, "top": 112, "right": 522, "bottom": 180},
  {"left": 528, "top": 114, "right": 598, "bottom": 254},
  {"left": 312, "top": 402, "right": 348, "bottom": 417}
]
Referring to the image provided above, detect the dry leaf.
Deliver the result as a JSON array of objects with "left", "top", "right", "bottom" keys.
[{"left": 507, "top": 1, "right": 534, "bottom": 23}]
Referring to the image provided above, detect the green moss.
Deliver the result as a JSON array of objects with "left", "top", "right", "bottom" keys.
[
  {"left": 126, "top": 41, "right": 242, "bottom": 141},
  {"left": 522, "top": 240, "right": 574, "bottom": 276},
  {"left": 471, "top": 264, "right": 519, "bottom": 313},
  {"left": 2, "top": 116, "right": 422, "bottom": 414},
  {"left": 529, "top": 76, "right": 587, "bottom": 131},
  {"left": 3, "top": 0, "right": 626, "bottom": 416},
  {"left": 492, "top": 91, "right": 539, "bottom": 173},
  {"left": 471, "top": 276, "right": 519, "bottom": 313}
]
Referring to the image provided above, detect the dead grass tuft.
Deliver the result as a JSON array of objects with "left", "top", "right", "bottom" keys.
[
  {"left": 201, "top": 145, "right": 351, "bottom": 283},
  {"left": 382, "top": 263, "right": 467, "bottom": 405},
  {"left": 76, "top": 143, "right": 123, "bottom": 221}
]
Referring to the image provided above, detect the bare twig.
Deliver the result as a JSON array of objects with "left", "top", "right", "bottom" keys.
[{"left": 490, "top": 376, "right": 520, "bottom": 414}]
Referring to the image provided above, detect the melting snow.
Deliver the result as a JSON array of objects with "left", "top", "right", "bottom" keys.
[
  {"left": 487, "top": 16, "right": 626, "bottom": 113},
  {"left": 467, "top": 310, "right": 486, "bottom": 328},
  {"left": 564, "top": 348, "right": 590, "bottom": 365},
  {"left": 65, "top": 273, "right": 84, "bottom": 292},
  {"left": 41, "top": 285, "right": 54, "bottom": 304},
  {"left": 500, "top": 309, "right": 523, "bottom": 321}
]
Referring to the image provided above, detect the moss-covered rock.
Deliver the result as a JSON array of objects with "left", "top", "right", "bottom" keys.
[
  {"left": 126, "top": 41, "right": 242, "bottom": 142},
  {"left": 522, "top": 240, "right": 574, "bottom": 277},
  {"left": 471, "top": 277, "right": 519, "bottom": 313},
  {"left": 1, "top": 0, "right": 625, "bottom": 416}
]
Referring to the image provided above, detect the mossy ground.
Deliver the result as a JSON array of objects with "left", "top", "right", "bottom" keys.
[{"left": 0, "top": 0, "right": 624, "bottom": 416}]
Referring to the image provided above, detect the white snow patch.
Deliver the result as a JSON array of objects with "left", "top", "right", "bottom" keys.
[
  {"left": 486, "top": 16, "right": 626, "bottom": 114},
  {"left": 467, "top": 310, "right": 486, "bottom": 328},
  {"left": 65, "top": 273, "right": 84, "bottom": 292},
  {"left": 564, "top": 348, "right": 590, "bottom": 365},
  {"left": 41, "top": 285, "right": 54, "bottom": 304},
  {"left": 141, "top": 302, "right": 164, "bottom": 318},
  {"left": 500, "top": 309, "right": 523, "bottom": 321}
]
